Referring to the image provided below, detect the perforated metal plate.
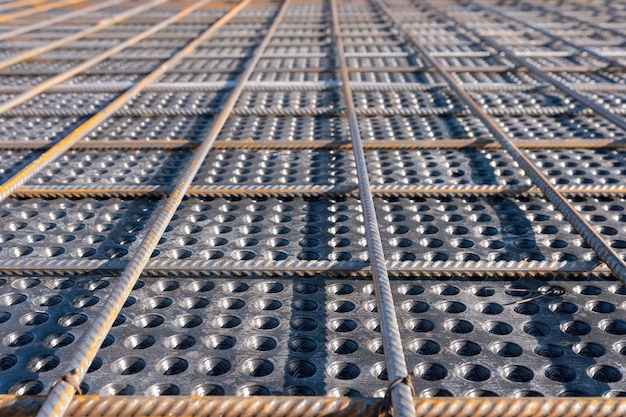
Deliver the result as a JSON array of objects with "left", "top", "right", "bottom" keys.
[
  {"left": 10, "top": 148, "right": 626, "bottom": 191},
  {"left": 1, "top": 0, "right": 626, "bottom": 414},
  {"left": 3, "top": 274, "right": 626, "bottom": 398}
]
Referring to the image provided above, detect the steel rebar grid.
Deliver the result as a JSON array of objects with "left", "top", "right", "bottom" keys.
[
  {"left": 470, "top": 2, "right": 623, "bottom": 69},
  {"left": 0, "top": 0, "right": 126, "bottom": 41},
  {"left": 0, "top": 0, "right": 168, "bottom": 72},
  {"left": 372, "top": 0, "right": 626, "bottom": 282},
  {"left": 32, "top": 1, "right": 292, "bottom": 416},
  {"left": 0, "top": 0, "right": 625, "bottom": 408},
  {"left": 451, "top": 4, "right": 626, "bottom": 133},
  {"left": 330, "top": 0, "right": 414, "bottom": 416},
  {"left": 0, "top": 0, "right": 50, "bottom": 12},
  {"left": 537, "top": 3, "right": 626, "bottom": 38},
  {"left": 0, "top": 0, "right": 216, "bottom": 114},
  {"left": 0, "top": 0, "right": 87, "bottom": 24},
  {"left": 0, "top": 0, "right": 252, "bottom": 203}
]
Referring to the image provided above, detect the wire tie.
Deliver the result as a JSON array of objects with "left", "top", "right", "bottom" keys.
[
  {"left": 378, "top": 374, "right": 414, "bottom": 417},
  {"left": 51, "top": 369, "right": 82, "bottom": 395}
]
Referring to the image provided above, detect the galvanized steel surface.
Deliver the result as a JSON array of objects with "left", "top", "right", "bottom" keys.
[{"left": 0, "top": 0, "right": 625, "bottom": 416}]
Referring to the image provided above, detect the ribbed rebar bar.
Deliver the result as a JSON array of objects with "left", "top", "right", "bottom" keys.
[
  {"left": 5, "top": 395, "right": 626, "bottom": 417},
  {"left": 329, "top": 0, "right": 415, "bottom": 416}
]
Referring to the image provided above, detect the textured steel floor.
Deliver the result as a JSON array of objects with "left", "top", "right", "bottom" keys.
[{"left": 0, "top": 0, "right": 625, "bottom": 416}]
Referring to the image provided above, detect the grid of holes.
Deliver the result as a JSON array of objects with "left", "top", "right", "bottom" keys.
[
  {"left": 395, "top": 277, "right": 626, "bottom": 397},
  {"left": 491, "top": 7, "right": 620, "bottom": 47},
  {"left": 517, "top": 54, "right": 607, "bottom": 68},
  {"left": 436, "top": 55, "right": 516, "bottom": 68},
  {"left": 85, "top": 59, "right": 176, "bottom": 75},
  {"left": 470, "top": 89, "right": 577, "bottom": 109},
  {"left": 15, "top": 92, "right": 117, "bottom": 113},
  {"left": 494, "top": 114, "right": 626, "bottom": 139},
  {"left": 0, "top": 276, "right": 114, "bottom": 395},
  {"left": 22, "top": 149, "right": 352, "bottom": 189},
  {"left": 26, "top": 150, "right": 191, "bottom": 187},
  {"left": 86, "top": 59, "right": 179, "bottom": 74},
  {"left": 157, "top": 196, "right": 368, "bottom": 262},
  {"left": 0, "top": 39, "right": 117, "bottom": 51},
  {"left": 2, "top": 60, "right": 94, "bottom": 74},
  {"left": 86, "top": 116, "right": 215, "bottom": 142},
  {"left": 358, "top": 116, "right": 492, "bottom": 140},
  {"left": 85, "top": 277, "right": 387, "bottom": 397},
  {"left": 367, "top": 148, "right": 626, "bottom": 189},
  {"left": 157, "top": 72, "right": 243, "bottom": 83},
  {"left": 443, "top": 11, "right": 609, "bottom": 67},
  {"left": 346, "top": 56, "right": 425, "bottom": 68},
  {"left": 365, "top": 149, "right": 626, "bottom": 187},
  {"left": 0, "top": 197, "right": 157, "bottom": 261},
  {"left": 0, "top": 151, "right": 42, "bottom": 184},
  {"left": 38, "top": 48, "right": 118, "bottom": 60},
  {"left": 550, "top": 71, "right": 626, "bottom": 86},
  {"left": 0, "top": 75, "right": 53, "bottom": 87},
  {"left": 570, "top": 195, "right": 626, "bottom": 257},
  {"left": 235, "top": 91, "right": 341, "bottom": 110},
  {"left": 0, "top": 117, "right": 86, "bottom": 143},
  {"left": 63, "top": 73, "right": 145, "bottom": 84},
  {"left": 526, "top": 149, "right": 626, "bottom": 186},
  {"left": 366, "top": 149, "right": 528, "bottom": 187},
  {"left": 426, "top": 44, "right": 492, "bottom": 54},
  {"left": 2, "top": 0, "right": 626, "bottom": 404},
  {"left": 548, "top": 3, "right": 626, "bottom": 28},
  {"left": 121, "top": 91, "right": 230, "bottom": 114},
  {"left": 341, "top": 35, "right": 401, "bottom": 45},
  {"left": 261, "top": 45, "right": 332, "bottom": 56},
  {"left": 250, "top": 71, "right": 337, "bottom": 82},
  {"left": 217, "top": 116, "right": 350, "bottom": 142},
  {"left": 453, "top": 71, "right": 542, "bottom": 85},
  {"left": 581, "top": 92, "right": 626, "bottom": 110},
  {"left": 193, "top": 149, "right": 357, "bottom": 187},
  {"left": 348, "top": 71, "right": 444, "bottom": 83},
  {"left": 255, "top": 57, "right": 337, "bottom": 71},
  {"left": 374, "top": 195, "right": 595, "bottom": 264},
  {"left": 56, "top": 10, "right": 269, "bottom": 79},
  {"left": 352, "top": 90, "right": 465, "bottom": 111}
]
